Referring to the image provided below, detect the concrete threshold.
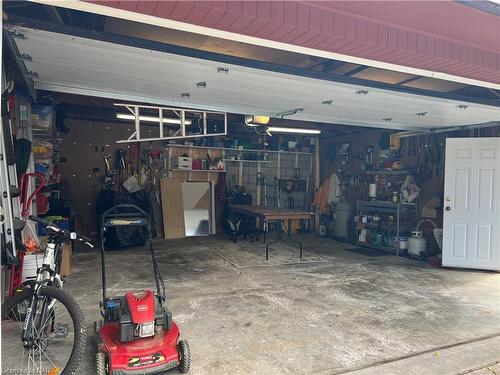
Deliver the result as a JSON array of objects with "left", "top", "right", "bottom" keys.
[{"left": 329, "top": 334, "right": 500, "bottom": 375}]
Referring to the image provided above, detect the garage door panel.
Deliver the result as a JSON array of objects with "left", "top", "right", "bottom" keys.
[{"left": 12, "top": 26, "right": 500, "bottom": 130}]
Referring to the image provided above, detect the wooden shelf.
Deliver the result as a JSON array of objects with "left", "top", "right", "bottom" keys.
[
  {"left": 170, "top": 168, "right": 226, "bottom": 173},
  {"left": 167, "top": 143, "right": 313, "bottom": 155},
  {"left": 363, "top": 222, "right": 415, "bottom": 232},
  {"left": 223, "top": 159, "right": 270, "bottom": 163},
  {"left": 363, "top": 170, "right": 410, "bottom": 175}
]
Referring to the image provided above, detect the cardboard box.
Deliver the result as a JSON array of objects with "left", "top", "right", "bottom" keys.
[
  {"left": 60, "top": 243, "right": 72, "bottom": 277},
  {"left": 160, "top": 179, "right": 186, "bottom": 239},
  {"left": 175, "top": 156, "right": 192, "bottom": 170}
]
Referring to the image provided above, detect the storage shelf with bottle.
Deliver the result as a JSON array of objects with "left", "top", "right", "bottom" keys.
[
  {"left": 31, "top": 105, "right": 63, "bottom": 215},
  {"left": 166, "top": 142, "right": 313, "bottom": 183},
  {"left": 32, "top": 110, "right": 61, "bottom": 178},
  {"left": 355, "top": 200, "right": 418, "bottom": 255}
]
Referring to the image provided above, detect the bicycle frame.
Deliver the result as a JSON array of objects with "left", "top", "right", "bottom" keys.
[
  {"left": 6, "top": 215, "right": 92, "bottom": 374},
  {"left": 20, "top": 236, "right": 63, "bottom": 343}
]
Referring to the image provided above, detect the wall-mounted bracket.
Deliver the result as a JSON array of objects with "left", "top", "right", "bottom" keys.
[{"left": 18, "top": 53, "right": 32, "bottom": 62}]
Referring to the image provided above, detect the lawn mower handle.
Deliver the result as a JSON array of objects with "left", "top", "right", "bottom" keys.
[
  {"left": 100, "top": 204, "right": 152, "bottom": 239},
  {"left": 101, "top": 204, "right": 149, "bottom": 219},
  {"left": 99, "top": 204, "right": 165, "bottom": 305}
]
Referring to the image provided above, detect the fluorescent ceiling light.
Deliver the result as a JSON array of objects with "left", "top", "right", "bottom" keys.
[
  {"left": 267, "top": 126, "right": 321, "bottom": 135},
  {"left": 116, "top": 113, "right": 192, "bottom": 125}
]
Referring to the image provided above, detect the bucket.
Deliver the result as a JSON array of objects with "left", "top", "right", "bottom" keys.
[
  {"left": 399, "top": 237, "right": 409, "bottom": 250},
  {"left": 408, "top": 231, "right": 426, "bottom": 256}
]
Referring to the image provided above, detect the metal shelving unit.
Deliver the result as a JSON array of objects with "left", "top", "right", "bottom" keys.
[
  {"left": 356, "top": 200, "right": 418, "bottom": 256},
  {"left": 170, "top": 168, "right": 226, "bottom": 173}
]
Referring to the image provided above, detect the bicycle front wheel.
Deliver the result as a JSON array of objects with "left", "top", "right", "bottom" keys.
[{"left": 1, "top": 286, "right": 87, "bottom": 375}]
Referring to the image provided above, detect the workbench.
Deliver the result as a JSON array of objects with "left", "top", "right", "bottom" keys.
[{"left": 229, "top": 205, "right": 312, "bottom": 260}]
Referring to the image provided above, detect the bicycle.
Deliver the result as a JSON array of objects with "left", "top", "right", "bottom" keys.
[{"left": 1, "top": 216, "right": 93, "bottom": 375}]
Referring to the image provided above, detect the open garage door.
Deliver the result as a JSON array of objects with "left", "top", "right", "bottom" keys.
[{"left": 3, "top": 20, "right": 500, "bottom": 132}]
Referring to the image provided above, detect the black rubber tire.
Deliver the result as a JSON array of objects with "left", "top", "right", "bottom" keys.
[
  {"left": 95, "top": 352, "right": 107, "bottom": 375},
  {"left": 94, "top": 320, "right": 103, "bottom": 336},
  {"left": 178, "top": 339, "right": 191, "bottom": 373},
  {"left": 2, "top": 287, "right": 32, "bottom": 321},
  {"left": 1, "top": 286, "right": 87, "bottom": 375},
  {"left": 94, "top": 320, "right": 104, "bottom": 346}
]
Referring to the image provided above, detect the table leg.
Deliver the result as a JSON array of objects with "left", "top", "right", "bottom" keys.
[
  {"left": 286, "top": 219, "right": 303, "bottom": 258},
  {"left": 264, "top": 219, "right": 303, "bottom": 259},
  {"left": 233, "top": 218, "right": 239, "bottom": 243},
  {"left": 242, "top": 216, "right": 248, "bottom": 240},
  {"left": 263, "top": 219, "right": 267, "bottom": 243},
  {"left": 276, "top": 221, "right": 283, "bottom": 240},
  {"left": 265, "top": 219, "right": 282, "bottom": 260}
]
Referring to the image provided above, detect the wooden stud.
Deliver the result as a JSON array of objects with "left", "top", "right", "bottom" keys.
[
  {"left": 314, "top": 137, "right": 320, "bottom": 233},
  {"left": 238, "top": 160, "right": 243, "bottom": 186},
  {"left": 256, "top": 161, "right": 262, "bottom": 206}
]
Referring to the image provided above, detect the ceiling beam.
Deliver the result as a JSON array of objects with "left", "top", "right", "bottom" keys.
[
  {"left": 397, "top": 76, "right": 421, "bottom": 85},
  {"left": 304, "top": 58, "right": 330, "bottom": 70},
  {"left": 489, "top": 89, "right": 500, "bottom": 99},
  {"left": 320, "top": 60, "right": 346, "bottom": 73},
  {"left": 45, "top": 6, "right": 64, "bottom": 24},
  {"left": 344, "top": 65, "right": 369, "bottom": 76},
  {"left": 305, "top": 59, "right": 346, "bottom": 73}
]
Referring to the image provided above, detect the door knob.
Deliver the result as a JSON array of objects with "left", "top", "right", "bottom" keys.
[{"left": 445, "top": 206, "right": 451, "bottom": 211}]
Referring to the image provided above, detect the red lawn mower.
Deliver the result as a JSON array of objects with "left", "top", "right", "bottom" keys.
[{"left": 94, "top": 204, "right": 191, "bottom": 374}]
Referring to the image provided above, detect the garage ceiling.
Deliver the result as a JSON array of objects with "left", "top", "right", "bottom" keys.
[{"left": 8, "top": 25, "right": 500, "bottom": 131}]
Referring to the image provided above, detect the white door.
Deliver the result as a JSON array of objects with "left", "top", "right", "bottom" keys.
[{"left": 442, "top": 137, "right": 500, "bottom": 271}]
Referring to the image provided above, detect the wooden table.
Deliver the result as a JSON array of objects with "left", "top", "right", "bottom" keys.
[{"left": 229, "top": 205, "right": 313, "bottom": 259}]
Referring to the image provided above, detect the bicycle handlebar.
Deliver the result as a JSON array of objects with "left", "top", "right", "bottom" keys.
[
  {"left": 79, "top": 234, "right": 92, "bottom": 243},
  {"left": 28, "top": 215, "right": 52, "bottom": 227},
  {"left": 29, "top": 215, "right": 94, "bottom": 248}
]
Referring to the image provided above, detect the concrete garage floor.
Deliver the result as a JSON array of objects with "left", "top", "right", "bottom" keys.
[{"left": 66, "top": 235, "right": 500, "bottom": 375}]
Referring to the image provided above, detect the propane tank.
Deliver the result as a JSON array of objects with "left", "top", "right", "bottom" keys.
[
  {"left": 368, "top": 184, "right": 377, "bottom": 200},
  {"left": 408, "top": 231, "right": 426, "bottom": 256}
]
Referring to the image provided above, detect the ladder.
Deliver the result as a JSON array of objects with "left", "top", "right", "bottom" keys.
[
  {"left": 0, "top": 95, "right": 21, "bottom": 256},
  {"left": 114, "top": 103, "right": 228, "bottom": 143},
  {"left": 0, "top": 92, "right": 24, "bottom": 298}
]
